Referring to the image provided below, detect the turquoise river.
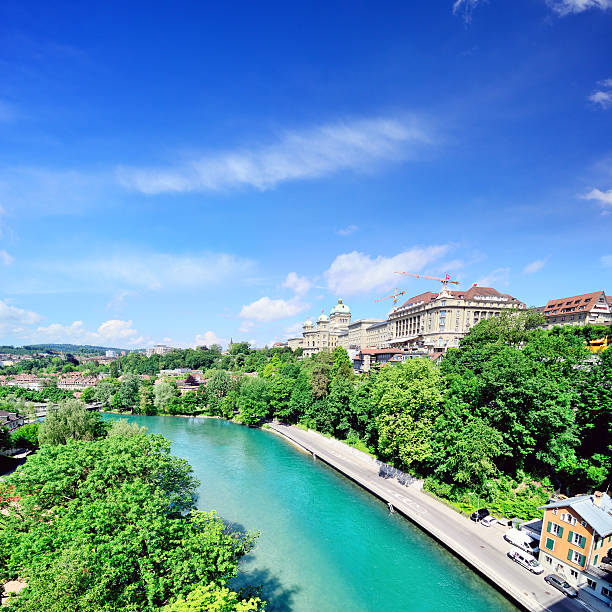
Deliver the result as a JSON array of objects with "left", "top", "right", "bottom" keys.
[{"left": 104, "top": 414, "right": 517, "bottom": 612}]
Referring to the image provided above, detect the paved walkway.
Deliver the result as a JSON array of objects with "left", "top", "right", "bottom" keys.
[{"left": 268, "top": 423, "right": 606, "bottom": 612}]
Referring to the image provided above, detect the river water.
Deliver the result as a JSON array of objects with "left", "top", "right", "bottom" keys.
[{"left": 104, "top": 414, "right": 516, "bottom": 612}]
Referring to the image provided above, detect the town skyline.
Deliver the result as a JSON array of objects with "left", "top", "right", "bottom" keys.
[{"left": 1, "top": 1, "right": 611, "bottom": 349}]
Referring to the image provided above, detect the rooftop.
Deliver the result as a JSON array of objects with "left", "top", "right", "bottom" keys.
[{"left": 539, "top": 491, "right": 612, "bottom": 537}]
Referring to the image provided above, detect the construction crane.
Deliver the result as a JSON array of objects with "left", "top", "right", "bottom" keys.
[
  {"left": 375, "top": 287, "right": 406, "bottom": 306},
  {"left": 394, "top": 272, "right": 459, "bottom": 291}
]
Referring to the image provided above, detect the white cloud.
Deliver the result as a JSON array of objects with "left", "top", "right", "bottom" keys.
[
  {"left": 589, "top": 91, "right": 612, "bottom": 109},
  {"left": 581, "top": 188, "right": 612, "bottom": 209},
  {"left": 0, "top": 250, "right": 13, "bottom": 266},
  {"left": 117, "top": 115, "right": 432, "bottom": 194},
  {"left": 476, "top": 267, "right": 511, "bottom": 288},
  {"left": 336, "top": 224, "right": 358, "bottom": 236},
  {"left": 32, "top": 319, "right": 144, "bottom": 347},
  {"left": 41, "top": 251, "right": 254, "bottom": 292},
  {"left": 602, "top": 255, "right": 612, "bottom": 267},
  {"left": 0, "top": 299, "right": 42, "bottom": 335},
  {"left": 324, "top": 245, "right": 451, "bottom": 296},
  {"left": 106, "top": 290, "right": 136, "bottom": 311},
  {"left": 194, "top": 331, "right": 226, "bottom": 348},
  {"left": 239, "top": 296, "right": 307, "bottom": 322},
  {"left": 522, "top": 258, "right": 548, "bottom": 274},
  {"left": 547, "top": 0, "right": 612, "bottom": 14},
  {"left": 284, "top": 321, "right": 305, "bottom": 338},
  {"left": 283, "top": 272, "right": 312, "bottom": 296},
  {"left": 238, "top": 320, "right": 255, "bottom": 333}
]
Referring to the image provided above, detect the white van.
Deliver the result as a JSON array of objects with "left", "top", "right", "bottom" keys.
[
  {"left": 503, "top": 528, "right": 540, "bottom": 554},
  {"left": 507, "top": 549, "right": 544, "bottom": 574}
]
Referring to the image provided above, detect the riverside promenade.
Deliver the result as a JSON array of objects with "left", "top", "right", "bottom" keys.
[{"left": 268, "top": 423, "right": 597, "bottom": 612}]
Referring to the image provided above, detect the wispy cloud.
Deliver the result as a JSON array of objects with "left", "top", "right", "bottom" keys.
[
  {"left": 452, "top": 0, "right": 484, "bottom": 22},
  {"left": 36, "top": 251, "right": 254, "bottom": 293},
  {"left": 522, "top": 258, "right": 548, "bottom": 274},
  {"left": 546, "top": 0, "right": 612, "bottom": 15},
  {"left": 476, "top": 267, "right": 511, "bottom": 288},
  {"left": 336, "top": 224, "right": 359, "bottom": 236},
  {"left": 0, "top": 250, "right": 13, "bottom": 266},
  {"left": 602, "top": 254, "right": 612, "bottom": 267},
  {"left": 588, "top": 78, "right": 612, "bottom": 109},
  {"left": 325, "top": 245, "right": 451, "bottom": 296},
  {"left": 0, "top": 299, "right": 42, "bottom": 335},
  {"left": 117, "top": 115, "right": 433, "bottom": 195},
  {"left": 581, "top": 188, "right": 612, "bottom": 211}
]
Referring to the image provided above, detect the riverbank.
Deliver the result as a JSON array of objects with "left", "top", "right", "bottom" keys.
[{"left": 266, "top": 422, "right": 590, "bottom": 612}]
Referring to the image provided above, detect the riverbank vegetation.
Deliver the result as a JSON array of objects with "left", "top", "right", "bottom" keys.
[
  {"left": 0, "top": 410, "right": 264, "bottom": 611},
  {"left": 79, "top": 312, "right": 611, "bottom": 521}
]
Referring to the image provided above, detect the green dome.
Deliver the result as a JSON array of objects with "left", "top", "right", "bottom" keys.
[
  {"left": 317, "top": 313, "right": 329, "bottom": 322},
  {"left": 330, "top": 298, "right": 350, "bottom": 315},
  {"left": 303, "top": 319, "right": 313, "bottom": 328}
]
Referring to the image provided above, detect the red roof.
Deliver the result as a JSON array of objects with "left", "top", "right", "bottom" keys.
[
  {"left": 398, "top": 285, "right": 524, "bottom": 310},
  {"left": 543, "top": 291, "right": 608, "bottom": 318}
]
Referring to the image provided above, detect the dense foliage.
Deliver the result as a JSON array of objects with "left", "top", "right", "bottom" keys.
[{"left": 0, "top": 427, "right": 261, "bottom": 611}]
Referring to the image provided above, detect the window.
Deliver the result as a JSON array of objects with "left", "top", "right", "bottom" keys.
[
  {"left": 570, "top": 569, "right": 579, "bottom": 578},
  {"left": 568, "top": 531, "right": 586, "bottom": 549},
  {"left": 594, "top": 555, "right": 599, "bottom": 566},
  {"left": 545, "top": 555, "right": 553, "bottom": 564},
  {"left": 441, "top": 300, "right": 446, "bottom": 306},
  {"left": 545, "top": 538, "right": 555, "bottom": 551},
  {"left": 561, "top": 513, "right": 577, "bottom": 526},
  {"left": 603, "top": 587, "right": 612, "bottom": 599},
  {"left": 580, "top": 520, "right": 587, "bottom": 527},
  {"left": 567, "top": 549, "right": 586, "bottom": 566},
  {"left": 587, "top": 579, "right": 596, "bottom": 590},
  {"left": 552, "top": 509, "right": 558, "bottom": 515},
  {"left": 547, "top": 521, "right": 563, "bottom": 538}
]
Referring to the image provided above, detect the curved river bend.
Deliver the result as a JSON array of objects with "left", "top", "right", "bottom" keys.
[{"left": 105, "top": 414, "right": 516, "bottom": 612}]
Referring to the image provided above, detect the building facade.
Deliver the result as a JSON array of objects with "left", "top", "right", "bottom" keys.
[
  {"left": 340, "top": 318, "right": 384, "bottom": 350},
  {"left": 541, "top": 291, "right": 611, "bottom": 329},
  {"left": 288, "top": 298, "right": 352, "bottom": 357},
  {"left": 364, "top": 320, "right": 391, "bottom": 349},
  {"left": 388, "top": 284, "right": 525, "bottom": 353},
  {"left": 145, "top": 344, "right": 175, "bottom": 358},
  {"left": 538, "top": 492, "right": 612, "bottom": 605}
]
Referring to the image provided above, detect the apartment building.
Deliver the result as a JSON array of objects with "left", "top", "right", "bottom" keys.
[
  {"left": 541, "top": 291, "right": 611, "bottom": 329},
  {"left": 539, "top": 492, "right": 612, "bottom": 605},
  {"left": 364, "top": 320, "right": 391, "bottom": 349}
]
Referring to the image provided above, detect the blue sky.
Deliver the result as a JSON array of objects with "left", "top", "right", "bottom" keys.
[{"left": 0, "top": 0, "right": 611, "bottom": 349}]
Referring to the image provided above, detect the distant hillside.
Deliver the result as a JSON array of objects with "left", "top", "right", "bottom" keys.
[{"left": 0, "top": 344, "right": 127, "bottom": 356}]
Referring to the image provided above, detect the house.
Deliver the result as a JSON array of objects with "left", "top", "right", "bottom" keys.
[
  {"left": 0, "top": 410, "right": 24, "bottom": 432},
  {"left": 538, "top": 491, "right": 612, "bottom": 605},
  {"left": 352, "top": 348, "right": 405, "bottom": 373}
]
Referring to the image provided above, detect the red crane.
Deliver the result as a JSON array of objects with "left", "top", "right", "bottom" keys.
[
  {"left": 394, "top": 272, "right": 459, "bottom": 291},
  {"left": 374, "top": 287, "right": 406, "bottom": 306}
]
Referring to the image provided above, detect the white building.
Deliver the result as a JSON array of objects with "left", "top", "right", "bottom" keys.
[{"left": 145, "top": 344, "right": 175, "bottom": 358}]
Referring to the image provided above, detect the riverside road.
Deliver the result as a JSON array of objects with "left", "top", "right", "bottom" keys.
[{"left": 268, "top": 423, "right": 595, "bottom": 612}]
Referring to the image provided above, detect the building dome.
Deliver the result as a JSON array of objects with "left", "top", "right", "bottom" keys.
[
  {"left": 330, "top": 298, "right": 350, "bottom": 315},
  {"left": 303, "top": 318, "right": 313, "bottom": 328},
  {"left": 317, "top": 313, "right": 329, "bottom": 323}
]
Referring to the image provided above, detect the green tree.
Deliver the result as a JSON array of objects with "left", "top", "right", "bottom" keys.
[
  {"left": 11, "top": 423, "right": 40, "bottom": 450},
  {"left": 237, "top": 377, "right": 270, "bottom": 426},
  {"left": 154, "top": 381, "right": 179, "bottom": 413},
  {"left": 80, "top": 386, "right": 95, "bottom": 404},
  {"left": 119, "top": 373, "right": 140, "bottom": 411},
  {"left": 0, "top": 433, "right": 257, "bottom": 611},
  {"left": 0, "top": 425, "right": 12, "bottom": 451},
  {"left": 374, "top": 359, "right": 444, "bottom": 470},
  {"left": 38, "top": 400, "right": 106, "bottom": 446},
  {"left": 162, "top": 583, "right": 264, "bottom": 611},
  {"left": 93, "top": 379, "right": 117, "bottom": 408}
]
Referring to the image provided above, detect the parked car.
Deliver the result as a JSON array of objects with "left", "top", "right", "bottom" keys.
[
  {"left": 544, "top": 574, "right": 578, "bottom": 598},
  {"left": 481, "top": 515, "right": 497, "bottom": 527},
  {"left": 470, "top": 508, "right": 489, "bottom": 522},
  {"left": 507, "top": 550, "right": 544, "bottom": 574},
  {"left": 503, "top": 528, "right": 540, "bottom": 554}
]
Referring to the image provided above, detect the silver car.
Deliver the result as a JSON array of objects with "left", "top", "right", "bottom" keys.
[{"left": 544, "top": 574, "right": 578, "bottom": 598}]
